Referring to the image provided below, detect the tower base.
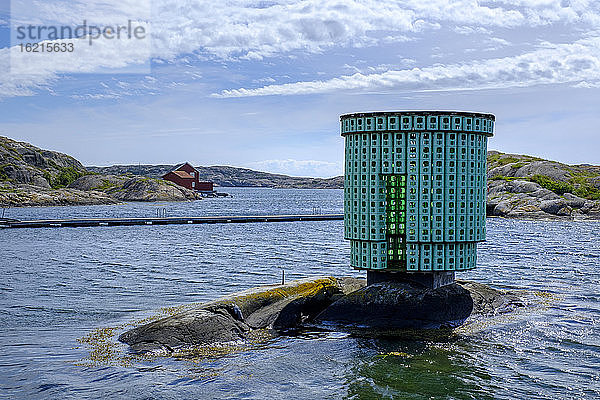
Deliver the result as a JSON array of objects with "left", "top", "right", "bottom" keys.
[{"left": 367, "top": 270, "right": 455, "bottom": 290}]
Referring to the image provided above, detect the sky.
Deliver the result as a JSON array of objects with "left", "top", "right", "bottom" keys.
[{"left": 0, "top": 0, "right": 599, "bottom": 178}]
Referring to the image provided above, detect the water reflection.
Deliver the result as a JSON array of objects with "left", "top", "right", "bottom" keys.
[{"left": 342, "top": 337, "right": 492, "bottom": 400}]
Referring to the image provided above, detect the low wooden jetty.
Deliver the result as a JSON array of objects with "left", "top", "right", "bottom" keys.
[{"left": 0, "top": 214, "right": 344, "bottom": 229}]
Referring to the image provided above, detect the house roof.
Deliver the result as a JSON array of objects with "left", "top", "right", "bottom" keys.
[
  {"left": 168, "top": 162, "right": 197, "bottom": 174},
  {"left": 171, "top": 170, "right": 193, "bottom": 179}
]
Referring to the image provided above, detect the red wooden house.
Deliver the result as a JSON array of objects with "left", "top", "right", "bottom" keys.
[{"left": 162, "top": 162, "right": 214, "bottom": 191}]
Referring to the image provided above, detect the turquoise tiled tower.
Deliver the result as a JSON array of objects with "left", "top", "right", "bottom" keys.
[{"left": 341, "top": 111, "right": 494, "bottom": 279}]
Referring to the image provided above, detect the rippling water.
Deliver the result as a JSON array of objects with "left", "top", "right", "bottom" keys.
[{"left": 1, "top": 188, "right": 599, "bottom": 399}]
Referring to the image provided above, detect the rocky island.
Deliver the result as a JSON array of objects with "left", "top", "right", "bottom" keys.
[
  {"left": 0, "top": 136, "right": 198, "bottom": 207},
  {"left": 486, "top": 151, "right": 600, "bottom": 219},
  {"left": 118, "top": 277, "right": 524, "bottom": 355},
  {"left": 2, "top": 135, "right": 600, "bottom": 219},
  {"left": 0, "top": 136, "right": 341, "bottom": 207}
]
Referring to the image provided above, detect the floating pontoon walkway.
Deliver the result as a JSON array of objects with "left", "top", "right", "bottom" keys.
[{"left": 0, "top": 214, "right": 344, "bottom": 229}]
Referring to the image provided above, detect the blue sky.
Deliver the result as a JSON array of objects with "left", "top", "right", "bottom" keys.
[{"left": 0, "top": 0, "right": 599, "bottom": 177}]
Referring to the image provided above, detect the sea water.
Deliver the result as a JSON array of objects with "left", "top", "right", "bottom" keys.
[{"left": 1, "top": 188, "right": 599, "bottom": 399}]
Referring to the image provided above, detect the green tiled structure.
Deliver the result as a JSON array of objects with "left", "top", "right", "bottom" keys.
[{"left": 341, "top": 111, "right": 495, "bottom": 285}]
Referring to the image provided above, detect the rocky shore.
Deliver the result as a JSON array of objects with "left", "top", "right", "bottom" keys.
[
  {"left": 0, "top": 136, "right": 199, "bottom": 207},
  {"left": 67, "top": 175, "right": 199, "bottom": 202},
  {"left": 118, "top": 277, "right": 524, "bottom": 355},
  {"left": 2, "top": 135, "right": 600, "bottom": 218},
  {"left": 0, "top": 177, "right": 198, "bottom": 207},
  {"left": 487, "top": 179, "right": 600, "bottom": 219},
  {"left": 0, "top": 184, "right": 119, "bottom": 207},
  {"left": 486, "top": 151, "right": 600, "bottom": 219},
  {"left": 88, "top": 164, "right": 344, "bottom": 189}
]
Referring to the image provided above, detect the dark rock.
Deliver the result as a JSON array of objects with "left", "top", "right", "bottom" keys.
[
  {"left": 513, "top": 161, "right": 570, "bottom": 182},
  {"left": 68, "top": 174, "right": 127, "bottom": 191},
  {"left": 486, "top": 201, "right": 497, "bottom": 216},
  {"left": 0, "top": 136, "right": 85, "bottom": 187},
  {"left": 118, "top": 277, "right": 526, "bottom": 354},
  {"left": 69, "top": 175, "right": 199, "bottom": 202},
  {"left": 118, "top": 309, "right": 250, "bottom": 353},
  {"left": 271, "top": 290, "right": 335, "bottom": 330},
  {"left": 0, "top": 183, "right": 120, "bottom": 207},
  {"left": 313, "top": 281, "right": 473, "bottom": 332},
  {"left": 493, "top": 201, "right": 513, "bottom": 216},
  {"left": 118, "top": 277, "right": 345, "bottom": 353},
  {"left": 456, "top": 280, "right": 524, "bottom": 316},
  {"left": 563, "top": 193, "right": 587, "bottom": 208},
  {"left": 581, "top": 201, "right": 600, "bottom": 216},
  {"left": 366, "top": 270, "right": 455, "bottom": 289},
  {"left": 337, "top": 277, "right": 366, "bottom": 294},
  {"left": 539, "top": 199, "right": 570, "bottom": 215},
  {"left": 530, "top": 188, "right": 561, "bottom": 200},
  {"left": 110, "top": 177, "right": 198, "bottom": 202},
  {"left": 508, "top": 180, "right": 543, "bottom": 194}
]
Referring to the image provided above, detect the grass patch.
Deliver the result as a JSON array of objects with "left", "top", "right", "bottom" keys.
[
  {"left": 488, "top": 155, "right": 522, "bottom": 167},
  {"left": 44, "top": 166, "right": 85, "bottom": 189},
  {"left": 92, "top": 179, "right": 118, "bottom": 191},
  {"left": 568, "top": 173, "right": 600, "bottom": 200},
  {"left": 569, "top": 174, "right": 589, "bottom": 185},
  {"left": 0, "top": 164, "right": 14, "bottom": 183},
  {"left": 0, "top": 184, "right": 20, "bottom": 193},
  {"left": 0, "top": 142, "right": 24, "bottom": 160},
  {"left": 529, "top": 174, "right": 574, "bottom": 195},
  {"left": 492, "top": 174, "right": 600, "bottom": 200},
  {"left": 490, "top": 175, "right": 520, "bottom": 182},
  {"left": 572, "top": 186, "right": 600, "bottom": 201},
  {"left": 488, "top": 153, "right": 522, "bottom": 167},
  {"left": 529, "top": 174, "right": 600, "bottom": 200},
  {"left": 488, "top": 153, "right": 547, "bottom": 168},
  {"left": 522, "top": 155, "right": 545, "bottom": 162}
]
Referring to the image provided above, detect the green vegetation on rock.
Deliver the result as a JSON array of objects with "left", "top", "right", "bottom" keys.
[
  {"left": 488, "top": 150, "right": 600, "bottom": 202},
  {"left": 529, "top": 174, "right": 574, "bottom": 195},
  {"left": 44, "top": 167, "right": 86, "bottom": 189},
  {"left": 0, "top": 168, "right": 11, "bottom": 182},
  {"left": 488, "top": 154, "right": 521, "bottom": 167},
  {"left": 491, "top": 173, "right": 600, "bottom": 200},
  {"left": 490, "top": 175, "right": 519, "bottom": 182},
  {"left": 91, "top": 179, "right": 119, "bottom": 191},
  {"left": 0, "top": 183, "right": 21, "bottom": 193},
  {"left": 0, "top": 142, "right": 23, "bottom": 160}
]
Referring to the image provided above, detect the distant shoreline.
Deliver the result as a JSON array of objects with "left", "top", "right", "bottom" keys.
[{"left": 1, "top": 136, "right": 600, "bottom": 218}]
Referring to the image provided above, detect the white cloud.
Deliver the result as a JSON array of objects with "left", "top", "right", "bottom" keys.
[
  {"left": 0, "top": 27, "right": 152, "bottom": 98},
  {"left": 1, "top": 1, "right": 152, "bottom": 97},
  {"left": 489, "top": 37, "right": 511, "bottom": 47},
  {"left": 253, "top": 77, "right": 277, "bottom": 84},
  {"left": 7, "top": 1, "right": 600, "bottom": 62},
  {"left": 149, "top": 0, "right": 600, "bottom": 61},
  {"left": 214, "top": 35, "right": 600, "bottom": 97},
  {"left": 574, "top": 81, "right": 600, "bottom": 88},
  {"left": 1, "top": 0, "right": 600, "bottom": 98},
  {"left": 454, "top": 26, "right": 491, "bottom": 35},
  {"left": 10, "top": 0, "right": 149, "bottom": 26}
]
